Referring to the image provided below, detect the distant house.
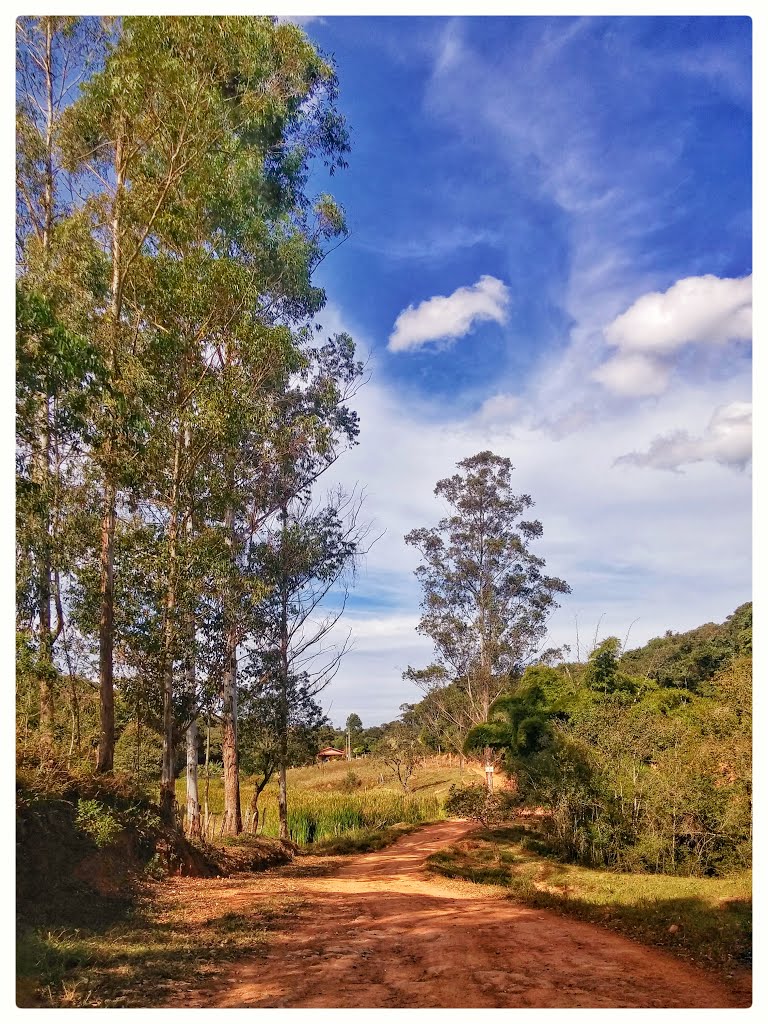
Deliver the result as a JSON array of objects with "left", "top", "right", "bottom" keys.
[{"left": 316, "top": 746, "right": 346, "bottom": 763}]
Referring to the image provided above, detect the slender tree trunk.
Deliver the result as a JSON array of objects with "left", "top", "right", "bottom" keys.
[
  {"left": 160, "top": 432, "right": 183, "bottom": 822},
  {"left": 249, "top": 775, "right": 271, "bottom": 834},
  {"left": 277, "top": 504, "right": 290, "bottom": 841},
  {"left": 96, "top": 478, "right": 116, "bottom": 772},
  {"left": 41, "top": 18, "right": 54, "bottom": 249},
  {"left": 220, "top": 477, "right": 242, "bottom": 835},
  {"left": 67, "top": 672, "right": 81, "bottom": 764},
  {"left": 159, "top": 628, "right": 177, "bottom": 822},
  {"left": 278, "top": 752, "right": 288, "bottom": 840},
  {"left": 221, "top": 625, "right": 241, "bottom": 834},
  {"left": 36, "top": 27, "right": 56, "bottom": 762},
  {"left": 185, "top": 608, "right": 201, "bottom": 837},
  {"left": 204, "top": 718, "right": 211, "bottom": 832},
  {"left": 37, "top": 399, "right": 55, "bottom": 760},
  {"left": 184, "top": 495, "right": 201, "bottom": 837},
  {"left": 97, "top": 133, "right": 125, "bottom": 774},
  {"left": 186, "top": 719, "right": 200, "bottom": 836},
  {"left": 249, "top": 787, "right": 258, "bottom": 833}
]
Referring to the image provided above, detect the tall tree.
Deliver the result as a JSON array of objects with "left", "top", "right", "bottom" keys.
[
  {"left": 16, "top": 16, "right": 108, "bottom": 762},
  {"left": 56, "top": 15, "right": 351, "bottom": 789},
  {"left": 404, "top": 451, "right": 570, "bottom": 774},
  {"left": 248, "top": 486, "right": 369, "bottom": 838}
]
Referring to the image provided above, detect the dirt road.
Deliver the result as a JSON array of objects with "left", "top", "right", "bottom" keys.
[{"left": 172, "top": 819, "right": 749, "bottom": 1009}]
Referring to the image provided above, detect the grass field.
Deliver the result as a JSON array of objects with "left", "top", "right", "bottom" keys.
[
  {"left": 176, "top": 755, "right": 477, "bottom": 846},
  {"left": 427, "top": 823, "right": 752, "bottom": 972}
]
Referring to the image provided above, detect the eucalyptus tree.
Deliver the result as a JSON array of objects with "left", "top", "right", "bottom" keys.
[
  {"left": 248, "top": 486, "right": 369, "bottom": 838},
  {"left": 16, "top": 16, "right": 109, "bottom": 760},
  {"left": 238, "top": 674, "right": 327, "bottom": 831},
  {"left": 404, "top": 451, "right": 570, "bottom": 773},
  {"left": 56, "top": 15, "right": 351, "bottom": 791}
]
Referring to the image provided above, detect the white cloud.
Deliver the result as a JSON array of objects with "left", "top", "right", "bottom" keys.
[
  {"left": 388, "top": 275, "right": 510, "bottom": 353},
  {"left": 615, "top": 401, "right": 752, "bottom": 473},
  {"left": 592, "top": 352, "right": 670, "bottom": 397},
  {"left": 604, "top": 274, "right": 752, "bottom": 357},
  {"left": 319, "top": 368, "right": 751, "bottom": 723},
  {"left": 593, "top": 274, "right": 752, "bottom": 399},
  {"left": 476, "top": 392, "right": 519, "bottom": 423}
]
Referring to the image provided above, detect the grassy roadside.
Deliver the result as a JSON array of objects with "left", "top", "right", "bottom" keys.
[
  {"left": 17, "top": 882, "right": 300, "bottom": 1008},
  {"left": 309, "top": 820, "right": 427, "bottom": 855},
  {"left": 16, "top": 821, "right": 425, "bottom": 1008},
  {"left": 426, "top": 822, "right": 751, "bottom": 974}
]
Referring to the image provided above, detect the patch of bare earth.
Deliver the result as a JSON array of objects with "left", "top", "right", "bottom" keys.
[{"left": 161, "top": 819, "right": 751, "bottom": 1009}]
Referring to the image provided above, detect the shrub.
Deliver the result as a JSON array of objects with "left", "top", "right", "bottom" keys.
[
  {"left": 340, "top": 770, "right": 362, "bottom": 793},
  {"left": 74, "top": 799, "right": 122, "bottom": 848},
  {"left": 445, "top": 784, "right": 518, "bottom": 826}
]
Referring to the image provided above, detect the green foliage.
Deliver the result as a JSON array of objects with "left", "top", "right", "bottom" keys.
[
  {"left": 74, "top": 799, "right": 122, "bottom": 848},
  {"left": 16, "top": 14, "right": 359, "bottom": 818},
  {"left": 73, "top": 796, "right": 162, "bottom": 850},
  {"left": 476, "top": 612, "right": 751, "bottom": 876},
  {"left": 340, "top": 770, "right": 363, "bottom": 793},
  {"left": 113, "top": 722, "right": 163, "bottom": 782},
  {"left": 273, "top": 790, "right": 440, "bottom": 845},
  {"left": 619, "top": 603, "right": 752, "bottom": 691},
  {"left": 444, "top": 783, "right": 518, "bottom": 826}
]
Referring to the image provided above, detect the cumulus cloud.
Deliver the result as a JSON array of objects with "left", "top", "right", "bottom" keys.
[
  {"left": 604, "top": 274, "right": 752, "bottom": 356},
  {"left": 594, "top": 275, "right": 752, "bottom": 397},
  {"left": 615, "top": 401, "right": 752, "bottom": 472},
  {"left": 388, "top": 275, "right": 510, "bottom": 353}
]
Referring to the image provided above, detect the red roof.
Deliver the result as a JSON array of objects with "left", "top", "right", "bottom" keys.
[{"left": 317, "top": 746, "right": 345, "bottom": 756}]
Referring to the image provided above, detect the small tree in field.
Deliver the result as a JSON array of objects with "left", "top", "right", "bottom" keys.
[{"left": 375, "top": 725, "right": 425, "bottom": 792}]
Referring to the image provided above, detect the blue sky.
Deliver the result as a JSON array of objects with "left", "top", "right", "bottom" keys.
[
  {"left": 283, "top": 13, "right": 753, "bottom": 726},
  {"left": 3, "top": 8, "right": 754, "bottom": 730}
]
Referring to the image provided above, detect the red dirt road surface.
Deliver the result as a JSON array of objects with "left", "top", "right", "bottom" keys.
[{"left": 175, "top": 819, "right": 750, "bottom": 1009}]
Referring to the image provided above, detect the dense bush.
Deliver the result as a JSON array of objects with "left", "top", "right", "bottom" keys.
[
  {"left": 467, "top": 620, "right": 751, "bottom": 877},
  {"left": 113, "top": 722, "right": 164, "bottom": 782},
  {"left": 445, "top": 783, "right": 518, "bottom": 826}
]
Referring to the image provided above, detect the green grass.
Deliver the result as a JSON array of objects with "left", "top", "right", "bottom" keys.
[
  {"left": 427, "top": 823, "right": 751, "bottom": 973},
  {"left": 310, "top": 821, "right": 423, "bottom": 855},
  {"left": 17, "top": 891, "right": 302, "bottom": 1007},
  {"left": 181, "top": 755, "right": 473, "bottom": 846}
]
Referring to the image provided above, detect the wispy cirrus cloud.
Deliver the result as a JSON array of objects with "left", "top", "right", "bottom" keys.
[
  {"left": 615, "top": 401, "right": 752, "bottom": 473},
  {"left": 388, "top": 275, "right": 510, "bottom": 353},
  {"left": 423, "top": 21, "right": 751, "bottom": 429}
]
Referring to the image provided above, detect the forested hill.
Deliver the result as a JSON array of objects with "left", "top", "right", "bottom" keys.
[{"left": 619, "top": 603, "right": 751, "bottom": 691}]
